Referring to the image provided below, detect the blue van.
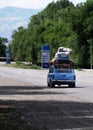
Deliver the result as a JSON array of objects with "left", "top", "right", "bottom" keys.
[{"left": 47, "top": 60, "right": 76, "bottom": 88}]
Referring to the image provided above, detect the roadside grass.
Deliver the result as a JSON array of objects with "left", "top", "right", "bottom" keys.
[
  {"left": 77, "top": 68, "right": 83, "bottom": 71},
  {"left": 3, "top": 62, "right": 41, "bottom": 69}
]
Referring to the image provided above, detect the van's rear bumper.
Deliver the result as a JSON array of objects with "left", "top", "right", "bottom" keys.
[{"left": 52, "top": 80, "right": 76, "bottom": 84}]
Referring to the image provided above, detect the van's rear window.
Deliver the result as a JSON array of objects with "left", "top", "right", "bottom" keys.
[{"left": 55, "top": 68, "right": 72, "bottom": 73}]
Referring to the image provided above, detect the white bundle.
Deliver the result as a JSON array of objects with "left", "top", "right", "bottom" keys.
[
  {"left": 55, "top": 47, "right": 72, "bottom": 60},
  {"left": 57, "top": 47, "right": 72, "bottom": 54}
]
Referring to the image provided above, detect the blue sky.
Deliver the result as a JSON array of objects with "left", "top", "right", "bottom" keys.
[{"left": 0, "top": 0, "right": 86, "bottom": 9}]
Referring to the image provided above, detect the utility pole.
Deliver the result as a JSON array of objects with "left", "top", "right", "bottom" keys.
[
  {"left": 87, "top": 39, "right": 92, "bottom": 69},
  {"left": 90, "top": 40, "right": 92, "bottom": 69}
]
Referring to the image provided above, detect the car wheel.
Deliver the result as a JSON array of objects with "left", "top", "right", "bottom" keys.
[
  {"left": 69, "top": 83, "right": 75, "bottom": 88},
  {"left": 50, "top": 82, "right": 55, "bottom": 88},
  {"left": 47, "top": 82, "right": 50, "bottom": 87}
]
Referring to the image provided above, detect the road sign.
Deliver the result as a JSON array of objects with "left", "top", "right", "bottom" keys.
[
  {"left": 6, "top": 49, "right": 11, "bottom": 64},
  {"left": 42, "top": 45, "right": 50, "bottom": 68}
]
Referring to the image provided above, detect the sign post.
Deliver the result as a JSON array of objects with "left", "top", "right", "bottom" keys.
[
  {"left": 6, "top": 49, "right": 11, "bottom": 64},
  {"left": 42, "top": 45, "right": 50, "bottom": 68}
]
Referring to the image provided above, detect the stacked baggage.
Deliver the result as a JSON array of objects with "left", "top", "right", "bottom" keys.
[
  {"left": 55, "top": 47, "right": 72, "bottom": 60},
  {"left": 49, "top": 47, "right": 73, "bottom": 67}
]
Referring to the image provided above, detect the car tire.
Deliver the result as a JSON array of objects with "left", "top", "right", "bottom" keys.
[
  {"left": 47, "top": 83, "right": 50, "bottom": 87},
  {"left": 50, "top": 82, "right": 55, "bottom": 88},
  {"left": 69, "top": 83, "right": 75, "bottom": 88}
]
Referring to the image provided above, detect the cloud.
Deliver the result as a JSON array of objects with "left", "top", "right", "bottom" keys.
[
  {"left": 0, "top": 0, "right": 57, "bottom": 9},
  {"left": 0, "top": 0, "right": 86, "bottom": 9}
]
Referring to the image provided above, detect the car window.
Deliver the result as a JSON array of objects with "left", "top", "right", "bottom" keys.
[
  {"left": 55, "top": 68, "right": 72, "bottom": 73},
  {"left": 55, "top": 64, "right": 72, "bottom": 73}
]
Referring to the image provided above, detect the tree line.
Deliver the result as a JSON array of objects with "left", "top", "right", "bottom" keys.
[
  {"left": 8, "top": 0, "right": 93, "bottom": 68},
  {"left": 0, "top": 37, "right": 8, "bottom": 59}
]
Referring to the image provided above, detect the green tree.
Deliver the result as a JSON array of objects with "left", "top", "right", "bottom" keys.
[
  {"left": 0, "top": 37, "right": 8, "bottom": 57},
  {"left": 10, "top": 0, "right": 93, "bottom": 68}
]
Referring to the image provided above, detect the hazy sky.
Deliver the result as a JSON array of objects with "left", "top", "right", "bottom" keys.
[{"left": 0, "top": 0, "right": 86, "bottom": 9}]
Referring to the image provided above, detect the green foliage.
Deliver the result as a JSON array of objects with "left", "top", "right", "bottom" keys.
[
  {"left": 10, "top": 0, "right": 93, "bottom": 68},
  {"left": 0, "top": 37, "right": 8, "bottom": 57},
  {"left": 71, "top": 0, "right": 93, "bottom": 67},
  {"left": 8, "top": 61, "right": 41, "bottom": 69}
]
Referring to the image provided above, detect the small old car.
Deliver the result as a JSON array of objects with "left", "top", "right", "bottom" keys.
[{"left": 47, "top": 60, "right": 76, "bottom": 88}]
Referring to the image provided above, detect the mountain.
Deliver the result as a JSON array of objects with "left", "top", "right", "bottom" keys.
[{"left": 0, "top": 6, "right": 41, "bottom": 40}]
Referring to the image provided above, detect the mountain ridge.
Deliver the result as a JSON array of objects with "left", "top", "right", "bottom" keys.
[{"left": 0, "top": 6, "right": 41, "bottom": 40}]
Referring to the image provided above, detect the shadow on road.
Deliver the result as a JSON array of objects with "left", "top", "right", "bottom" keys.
[
  {"left": 0, "top": 85, "right": 77, "bottom": 95},
  {"left": 0, "top": 85, "right": 84, "bottom": 95},
  {"left": 0, "top": 85, "right": 93, "bottom": 130},
  {"left": 0, "top": 85, "right": 64, "bottom": 95},
  {"left": 0, "top": 100, "right": 93, "bottom": 130}
]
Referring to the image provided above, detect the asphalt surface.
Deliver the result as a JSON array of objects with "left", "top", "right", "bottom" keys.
[{"left": 0, "top": 65, "right": 93, "bottom": 129}]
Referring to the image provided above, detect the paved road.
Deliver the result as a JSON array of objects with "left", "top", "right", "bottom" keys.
[
  {"left": 0, "top": 66, "right": 93, "bottom": 102},
  {"left": 0, "top": 66, "right": 93, "bottom": 129}
]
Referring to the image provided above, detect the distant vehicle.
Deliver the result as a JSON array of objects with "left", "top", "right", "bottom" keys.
[{"left": 47, "top": 60, "right": 76, "bottom": 88}]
